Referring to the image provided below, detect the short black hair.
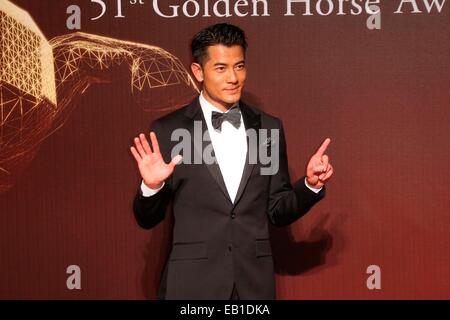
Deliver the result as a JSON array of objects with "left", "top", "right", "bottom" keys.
[{"left": 191, "top": 23, "right": 247, "bottom": 66}]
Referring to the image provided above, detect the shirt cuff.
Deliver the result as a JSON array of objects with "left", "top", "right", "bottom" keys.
[
  {"left": 304, "top": 177, "right": 322, "bottom": 194},
  {"left": 140, "top": 181, "right": 165, "bottom": 197}
]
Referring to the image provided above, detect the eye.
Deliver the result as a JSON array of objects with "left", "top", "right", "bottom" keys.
[
  {"left": 235, "top": 64, "right": 245, "bottom": 70},
  {"left": 216, "top": 66, "right": 225, "bottom": 72}
]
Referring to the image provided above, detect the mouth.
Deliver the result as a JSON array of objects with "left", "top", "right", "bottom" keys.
[{"left": 224, "top": 87, "right": 240, "bottom": 94}]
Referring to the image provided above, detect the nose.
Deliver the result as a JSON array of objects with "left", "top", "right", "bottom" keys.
[{"left": 227, "top": 69, "right": 238, "bottom": 84}]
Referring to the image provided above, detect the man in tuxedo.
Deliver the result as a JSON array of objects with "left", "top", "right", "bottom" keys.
[{"left": 131, "top": 23, "right": 334, "bottom": 300}]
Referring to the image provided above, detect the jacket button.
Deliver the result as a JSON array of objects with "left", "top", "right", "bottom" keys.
[
  {"left": 228, "top": 245, "right": 232, "bottom": 252},
  {"left": 231, "top": 212, "right": 236, "bottom": 219}
]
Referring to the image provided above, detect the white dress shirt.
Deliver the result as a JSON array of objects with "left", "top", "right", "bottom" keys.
[
  {"left": 197, "top": 92, "right": 247, "bottom": 203},
  {"left": 141, "top": 92, "right": 322, "bottom": 198}
]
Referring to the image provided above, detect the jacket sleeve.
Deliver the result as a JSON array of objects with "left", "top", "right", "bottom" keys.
[
  {"left": 133, "top": 120, "right": 173, "bottom": 229},
  {"left": 267, "top": 119, "right": 326, "bottom": 227}
]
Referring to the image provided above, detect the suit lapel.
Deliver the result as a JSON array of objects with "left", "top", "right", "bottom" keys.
[
  {"left": 183, "top": 98, "right": 262, "bottom": 206},
  {"left": 184, "top": 98, "right": 232, "bottom": 204},
  {"left": 232, "top": 102, "right": 261, "bottom": 207}
]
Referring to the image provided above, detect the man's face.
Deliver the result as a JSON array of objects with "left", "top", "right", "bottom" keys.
[{"left": 191, "top": 44, "right": 246, "bottom": 111}]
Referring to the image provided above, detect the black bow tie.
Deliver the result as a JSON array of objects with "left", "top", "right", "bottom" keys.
[{"left": 211, "top": 107, "right": 241, "bottom": 132}]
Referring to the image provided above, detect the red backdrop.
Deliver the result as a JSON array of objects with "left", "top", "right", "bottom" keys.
[{"left": 0, "top": 0, "right": 449, "bottom": 299}]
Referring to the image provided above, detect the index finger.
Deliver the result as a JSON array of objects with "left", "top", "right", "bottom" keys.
[{"left": 315, "top": 138, "right": 331, "bottom": 157}]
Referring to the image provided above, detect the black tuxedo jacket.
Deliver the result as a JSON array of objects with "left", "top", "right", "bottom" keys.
[{"left": 133, "top": 97, "right": 325, "bottom": 299}]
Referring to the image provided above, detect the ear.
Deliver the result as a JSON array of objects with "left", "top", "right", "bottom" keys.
[{"left": 191, "top": 63, "right": 204, "bottom": 82}]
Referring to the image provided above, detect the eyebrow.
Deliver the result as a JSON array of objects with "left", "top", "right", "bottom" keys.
[{"left": 213, "top": 60, "right": 245, "bottom": 67}]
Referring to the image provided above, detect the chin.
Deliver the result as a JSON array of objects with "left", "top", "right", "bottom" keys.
[{"left": 225, "top": 94, "right": 241, "bottom": 104}]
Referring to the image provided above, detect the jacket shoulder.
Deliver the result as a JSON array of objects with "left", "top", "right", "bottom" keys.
[
  {"left": 151, "top": 104, "right": 191, "bottom": 128},
  {"left": 241, "top": 101, "right": 283, "bottom": 128}
]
